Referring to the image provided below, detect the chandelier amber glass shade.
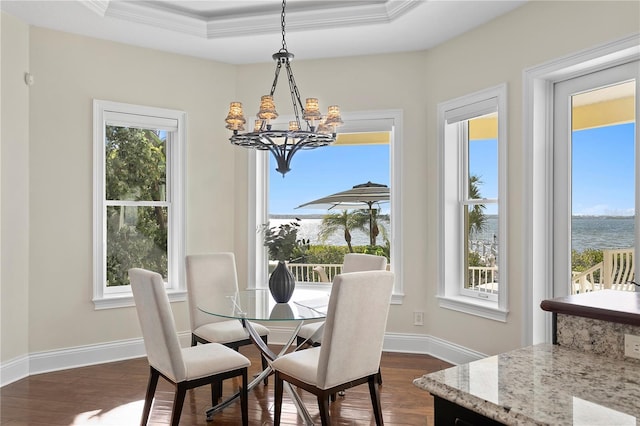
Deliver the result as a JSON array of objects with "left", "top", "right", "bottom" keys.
[
  {"left": 257, "top": 95, "right": 279, "bottom": 121},
  {"left": 303, "top": 98, "right": 322, "bottom": 126},
  {"left": 225, "top": 102, "right": 246, "bottom": 132}
]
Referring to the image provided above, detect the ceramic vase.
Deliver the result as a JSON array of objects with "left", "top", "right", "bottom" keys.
[{"left": 269, "top": 261, "right": 295, "bottom": 303}]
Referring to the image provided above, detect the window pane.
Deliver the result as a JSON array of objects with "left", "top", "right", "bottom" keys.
[
  {"left": 465, "top": 204, "right": 498, "bottom": 294},
  {"left": 468, "top": 113, "right": 498, "bottom": 201},
  {"left": 106, "top": 205, "right": 168, "bottom": 286},
  {"left": 570, "top": 81, "right": 635, "bottom": 293},
  {"left": 105, "top": 126, "right": 167, "bottom": 201},
  {"left": 465, "top": 112, "right": 499, "bottom": 298},
  {"left": 268, "top": 139, "right": 390, "bottom": 283}
]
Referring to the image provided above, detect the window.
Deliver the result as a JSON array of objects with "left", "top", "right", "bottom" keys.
[
  {"left": 438, "top": 84, "right": 508, "bottom": 321},
  {"left": 93, "top": 100, "right": 186, "bottom": 309},
  {"left": 250, "top": 110, "right": 404, "bottom": 303},
  {"left": 523, "top": 35, "right": 639, "bottom": 345},
  {"left": 553, "top": 63, "right": 637, "bottom": 297}
]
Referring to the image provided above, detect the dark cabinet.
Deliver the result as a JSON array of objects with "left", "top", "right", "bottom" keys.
[{"left": 433, "top": 395, "right": 505, "bottom": 426}]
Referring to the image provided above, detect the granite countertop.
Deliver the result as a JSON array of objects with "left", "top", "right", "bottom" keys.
[{"left": 414, "top": 343, "right": 640, "bottom": 425}]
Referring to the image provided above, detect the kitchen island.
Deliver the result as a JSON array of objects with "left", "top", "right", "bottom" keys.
[{"left": 415, "top": 290, "right": 640, "bottom": 425}]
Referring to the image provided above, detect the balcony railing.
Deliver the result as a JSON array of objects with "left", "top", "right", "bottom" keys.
[
  {"left": 285, "top": 263, "right": 499, "bottom": 290},
  {"left": 467, "top": 266, "right": 499, "bottom": 293},
  {"left": 286, "top": 248, "right": 636, "bottom": 295},
  {"left": 571, "top": 248, "right": 635, "bottom": 294},
  {"left": 284, "top": 263, "right": 343, "bottom": 283}
]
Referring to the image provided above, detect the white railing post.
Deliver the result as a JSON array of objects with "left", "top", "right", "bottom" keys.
[
  {"left": 571, "top": 248, "right": 634, "bottom": 294},
  {"left": 603, "top": 249, "right": 613, "bottom": 289}
]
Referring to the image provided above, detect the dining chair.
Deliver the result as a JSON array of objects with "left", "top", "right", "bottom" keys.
[
  {"left": 185, "top": 253, "right": 270, "bottom": 385},
  {"left": 297, "top": 253, "right": 388, "bottom": 347},
  {"left": 129, "top": 268, "right": 250, "bottom": 426},
  {"left": 272, "top": 270, "right": 394, "bottom": 426}
]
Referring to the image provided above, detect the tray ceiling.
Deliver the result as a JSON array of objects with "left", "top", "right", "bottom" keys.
[{"left": 1, "top": 0, "right": 527, "bottom": 64}]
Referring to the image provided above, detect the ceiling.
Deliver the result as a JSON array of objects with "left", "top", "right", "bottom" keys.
[{"left": 1, "top": 0, "right": 527, "bottom": 65}]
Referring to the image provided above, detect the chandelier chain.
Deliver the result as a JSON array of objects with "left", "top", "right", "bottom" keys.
[
  {"left": 280, "top": 0, "right": 288, "bottom": 52},
  {"left": 285, "top": 62, "right": 303, "bottom": 127},
  {"left": 270, "top": 59, "right": 282, "bottom": 97}
]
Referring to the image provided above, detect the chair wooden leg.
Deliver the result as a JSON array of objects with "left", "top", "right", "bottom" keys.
[
  {"left": 211, "top": 380, "right": 220, "bottom": 405},
  {"left": 377, "top": 366, "right": 383, "bottom": 385},
  {"left": 317, "top": 392, "right": 331, "bottom": 425},
  {"left": 171, "top": 383, "right": 187, "bottom": 426},
  {"left": 274, "top": 372, "right": 283, "bottom": 426},
  {"left": 191, "top": 333, "right": 197, "bottom": 346},
  {"left": 241, "top": 369, "right": 249, "bottom": 426},
  {"left": 140, "top": 367, "right": 159, "bottom": 426},
  {"left": 368, "top": 375, "right": 384, "bottom": 425}
]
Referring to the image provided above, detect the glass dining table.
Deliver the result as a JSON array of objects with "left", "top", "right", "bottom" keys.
[{"left": 198, "top": 287, "right": 330, "bottom": 424}]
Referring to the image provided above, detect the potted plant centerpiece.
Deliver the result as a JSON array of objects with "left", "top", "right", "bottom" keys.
[{"left": 261, "top": 219, "right": 309, "bottom": 303}]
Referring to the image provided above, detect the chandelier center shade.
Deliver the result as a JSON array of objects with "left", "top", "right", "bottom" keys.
[{"left": 224, "top": 0, "right": 343, "bottom": 176}]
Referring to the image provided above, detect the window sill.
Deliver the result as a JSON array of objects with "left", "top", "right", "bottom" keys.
[
  {"left": 93, "top": 290, "right": 187, "bottom": 310},
  {"left": 437, "top": 295, "right": 508, "bottom": 322}
]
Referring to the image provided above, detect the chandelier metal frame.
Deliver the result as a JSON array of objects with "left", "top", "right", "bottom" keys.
[{"left": 224, "top": 0, "right": 342, "bottom": 176}]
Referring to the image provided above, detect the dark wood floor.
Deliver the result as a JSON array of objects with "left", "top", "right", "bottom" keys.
[{"left": 0, "top": 345, "right": 451, "bottom": 425}]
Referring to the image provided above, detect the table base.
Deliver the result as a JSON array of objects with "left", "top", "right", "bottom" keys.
[{"left": 205, "top": 320, "right": 321, "bottom": 425}]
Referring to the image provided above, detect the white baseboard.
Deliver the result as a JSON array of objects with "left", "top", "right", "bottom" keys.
[
  {"left": 266, "top": 327, "right": 486, "bottom": 365},
  {"left": 382, "top": 332, "right": 487, "bottom": 365},
  {"left": 0, "top": 332, "right": 191, "bottom": 388},
  {"left": 0, "top": 354, "right": 29, "bottom": 388},
  {"left": 1, "top": 330, "right": 484, "bottom": 387}
]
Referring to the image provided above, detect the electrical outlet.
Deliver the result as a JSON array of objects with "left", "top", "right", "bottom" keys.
[
  {"left": 413, "top": 311, "right": 424, "bottom": 326},
  {"left": 624, "top": 334, "right": 640, "bottom": 359}
]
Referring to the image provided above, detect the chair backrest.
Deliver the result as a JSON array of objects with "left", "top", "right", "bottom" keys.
[
  {"left": 185, "top": 253, "right": 240, "bottom": 329},
  {"left": 316, "top": 270, "right": 394, "bottom": 389},
  {"left": 342, "top": 253, "right": 387, "bottom": 273},
  {"left": 129, "top": 268, "right": 186, "bottom": 382}
]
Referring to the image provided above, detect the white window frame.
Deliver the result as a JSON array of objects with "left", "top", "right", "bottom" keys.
[
  {"left": 523, "top": 35, "right": 640, "bottom": 346},
  {"left": 92, "top": 100, "right": 186, "bottom": 309},
  {"left": 437, "top": 84, "right": 508, "bottom": 322},
  {"left": 553, "top": 61, "right": 638, "bottom": 297},
  {"left": 248, "top": 109, "right": 405, "bottom": 304}
]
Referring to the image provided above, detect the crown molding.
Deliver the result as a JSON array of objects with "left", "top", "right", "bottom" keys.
[
  {"left": 81, "top": 0, "right": 421, "bottom": 40},
  {"left": 82, "top": 0, "right": 110, "bottom": 17}
]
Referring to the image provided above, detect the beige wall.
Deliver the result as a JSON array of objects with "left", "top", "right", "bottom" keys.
[
  {"left": 25, "top": 28, "right": 238, "bottom": 352},
  {"left": 421, "top": 0, "right": 640, "bottom": 354},
  {"left": 0, "top": 1, "right": 638, "bottom": 364},
  {"left": 1, "top": 12, "right": 30, "bottom": 362}
]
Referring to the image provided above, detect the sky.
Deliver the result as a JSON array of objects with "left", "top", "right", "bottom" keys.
[
  {"left": 572, "top": 122, "right": 635, "bottom": 216},
  {"left": 268, "top": 122, "right": 636, "bottom": 217},
  {"left": 269, "top": 143, "right": 389, "bottom": 215}
]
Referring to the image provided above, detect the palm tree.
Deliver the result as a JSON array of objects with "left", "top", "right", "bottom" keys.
[
  {"left": 318, "top": 210, "right": 369, "bottom": 252},
  {"left": 364, "top": 208, "right": 391, "bottom": 247},
  {"left": 468, "top": 175, "right": 486, "bottom": 236}
]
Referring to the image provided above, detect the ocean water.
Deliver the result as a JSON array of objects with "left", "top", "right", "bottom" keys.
[
  {"left": 571, "top": 216, "right": 635, "bottom": 252},
  {"left": 464, "top": 215, "right": 635, "bottom": 252},
  {"left": 269, "top": 215, "right": 636, "bottom": 252}
]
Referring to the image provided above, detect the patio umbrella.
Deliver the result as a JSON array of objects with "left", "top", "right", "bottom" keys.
[{"left": 296, "top": 181, "right": 390, "bottom": 246}]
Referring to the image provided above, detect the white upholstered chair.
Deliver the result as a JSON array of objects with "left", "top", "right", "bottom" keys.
[
  {"left": 297, "top": 253, "right": 388, "bottom": 346},
  {"left": 129, "top": 268, "right": 250, "bottom": 426},
  {"left": 272, "top": 270, "right": 394, "bottom": 425},
  {"left": 185, "top": 253, "right": 269, "bottom": 384}
]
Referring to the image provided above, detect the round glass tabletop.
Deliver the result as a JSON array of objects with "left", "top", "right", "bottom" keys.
[{"left": 198, "top": 288, "right": 330, "bottom": 321}]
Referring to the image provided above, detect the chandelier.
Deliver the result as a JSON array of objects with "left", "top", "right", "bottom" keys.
[{"left": 224, "top": 0, "right": 343, "bottom": 176}]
